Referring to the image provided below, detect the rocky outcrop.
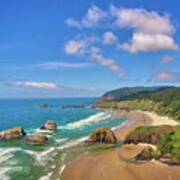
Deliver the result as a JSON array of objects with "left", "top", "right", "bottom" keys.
[
  {"left": 124, "top": 128, "right": 150, "bottom": 144},
  {"left": 134, "top": 147, "right": 154, "bottom": 161},
  {"left": 22, "top": 133, "right": 49, "bottom": 145},
  {"left": 37, "top": 103, "right": 48, "bottom": 108},
  {"left": 158, "top": 153, "right": 180, "bottom": 165},
  {"left": 0, "top": 126, "right": 26, "bottom": 140},
  {"left": 124, "top": 125, "right": 174, "bottom": 145},
  {"left": 40, "top": 120, "right": 57, "bottom": 131},
  {"left": 86, "top": 127, "right": 117, "bottom": 144},
  {"left": 61, "top": 105, "right": 84, "bottom": 109}
]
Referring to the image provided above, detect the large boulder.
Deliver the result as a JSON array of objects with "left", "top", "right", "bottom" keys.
[
  {"left": 86, "top": 127, "right": 117, "bottom": 144},
  {"left": 22, "top": 133, "right": 49, "bottom": 145},
  {"left": 0, "top": 126, "right": 26, "bottom": 140},
  {"left": 40, "top": 120, "right": 57, "bottom": 131}
]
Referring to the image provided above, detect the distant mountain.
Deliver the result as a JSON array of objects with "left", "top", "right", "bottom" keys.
[{"left": 100, "top": 86, "right": 172, "bottom": 102}]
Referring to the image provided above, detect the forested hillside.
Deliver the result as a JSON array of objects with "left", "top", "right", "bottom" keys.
[{"left": 96, "top": 87, "right": 180, "bottom": 121}]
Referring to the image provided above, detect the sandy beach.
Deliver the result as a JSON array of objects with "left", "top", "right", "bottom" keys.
[
  {"left": 143, "top": 111, "right": 179, "bottom": 126},
  {"left": 61, "top": 110, "right": 180, "bottom": 180}
]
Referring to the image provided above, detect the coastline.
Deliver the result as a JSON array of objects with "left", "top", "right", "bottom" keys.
[{"left": 61, "top": 109, "right": 180, "bottom": 180}]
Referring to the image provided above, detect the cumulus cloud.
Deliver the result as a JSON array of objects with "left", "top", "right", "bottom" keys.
[
  {"left": 65, "top": 36, "right": 98, "bottom": 56},
  {"left": 111, "top": 6, "right": 178, "bottom": 53},
  {"left": 66, "top": 6, "right": 107, "bottom": 28},
  {"left": 12, "top": 81, "right": 59, "bottom": 89},
  {"left": 65, "top": 40, "right": 86, "bottom": 56},
  {"left": 160, "top": 56, "right": 176, "bottom": 65},
  {"left": 118, "top": 32, "right": 178, "bottom": 53},
  {"left": 150, "top": 70, "right": 180, "bottom": 82},
  {"left": 90, "top": 47, "right": 124, "bottom": 77},
  {"left": 66, "top": 5, "right": 178, "bottom": 53},
  {"left": 111, "top": 6, "right": 174, "bottom": 34},
  {"left": 103, "top": 31, "right": 118, "bottom": 45}
]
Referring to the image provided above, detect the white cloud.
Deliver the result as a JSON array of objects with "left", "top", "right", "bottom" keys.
[
  {"left": 82, "top": 6, "right": 107, "bottom": 27},
  {"left": 111, "top": 6, "right": 178, "bottom": 53},
  {"left": 66, "top": 18, "right": 81, "bottom": 28},
  {"left": 160, "top": 56, "right": 176, "bottom": 64},
  {"left": 151, "top": 70, "right": 180, "bottom": 82},
  {"left": 119, "top": 32, "right": 178, "bottom": 53},
  {"left": 0, "top": 62, "right": 91, "bottom": 70},
  {"left": 103, "top": 31, "right": 118, "bottom": 45},
  {"left": 64, "top": 35, "right": 124, "bottom": 77},
  {"left": 12, "top": 81, "right": 59, "bottom": 89},
  {"left": 66, "top": 5, "right": 178, "bottom": 53},
  {"left": 111, "top": 6, "right": 174, "bottom": 34},
  {"left": 10, "top": 81, "right": 103, "bottom": 96},
  {"left": 38, "top": 62, "right": 91, "bottom": 69},
  {"left": 65, "top": 40, "right": 86, "bottom": 56},
  {"left": 66, "top": 6, "right": 107, "bottom": 28},
  {"left": 65, "top": 36, "right": 98, "bottom": 56},
  {"left": 90, "top": 47, "right": 124, "bottom": 77}
]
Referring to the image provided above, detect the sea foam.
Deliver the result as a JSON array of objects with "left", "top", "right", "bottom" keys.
[{"left": 58, "top": 112, "right": 112, "bottom": 130}]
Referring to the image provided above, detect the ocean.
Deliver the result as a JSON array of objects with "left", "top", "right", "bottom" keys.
[{"left": 0, "top": 98, "right": 128, "bottom": 180}]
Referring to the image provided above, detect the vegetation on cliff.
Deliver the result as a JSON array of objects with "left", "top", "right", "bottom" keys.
[
  {"left": 124, "top": 125, "right": 180, "bottom": 162},
  {"left": 158, "top": 125, "right": 180, "bottom": 161},
  {"left": 96, "top": 86, "right": 180, "bottom": 121},
  {"left": 100, "top": 86, "right": 171, "bottom": 102},
  {"left": 124, "top": 125, "right": 174, "bottom": 145}
]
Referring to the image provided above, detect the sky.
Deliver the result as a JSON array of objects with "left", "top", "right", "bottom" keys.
[{"left": 0, "top": 0, "right": 180, "bottom": 98}]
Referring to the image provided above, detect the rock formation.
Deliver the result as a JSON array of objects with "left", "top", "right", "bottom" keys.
[
  {"left": 86, "top": 127, "right": 117, "bottom": 144},
  {"left": 0, "top": 126, "right": 26, "bottom": 140},
  {"left": 61, "top": 105, "right": 84, "bottom": 109},
  {"left": 22, "top": 133, "right": 49, "bottom": 145},
  {"left": 124, "top": 125, "right": 174, "bottom": 145},
  {"left": 40, "top": 120, "right": 57, "bottom": 131}
]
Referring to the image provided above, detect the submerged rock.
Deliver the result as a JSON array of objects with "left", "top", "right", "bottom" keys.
[
  {"left": 40, "top": 120, "right": 57, "bottom": 131},
  {"left": 0, "top": 126, "right": 26, "bottom": 140},
  {"left": 22, "top": 133, "right": 49, "bottom": 145},
  {"left": 86, "top": 127, "right": 117, "bottom": 144}
]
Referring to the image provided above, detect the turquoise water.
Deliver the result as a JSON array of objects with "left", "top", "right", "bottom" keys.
[{"left": 0, "top": 98, "right": 128, "bottom": 180}]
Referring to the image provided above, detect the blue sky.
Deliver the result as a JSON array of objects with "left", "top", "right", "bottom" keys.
[{"left": 0, "top": 0, "right": 180, "bottom": 97}]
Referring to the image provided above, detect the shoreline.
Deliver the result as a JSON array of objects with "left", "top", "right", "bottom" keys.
[{"left": 61, "top": 109, "right": 180, "bottom": 180}]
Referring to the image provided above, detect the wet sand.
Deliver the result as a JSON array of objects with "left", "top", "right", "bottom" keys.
[{"left": 61, "top": 110, "right": 180, "bottom": 180}]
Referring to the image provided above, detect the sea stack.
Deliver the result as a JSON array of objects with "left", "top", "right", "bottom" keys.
[
  {"left": 22, "top": 133, "right": 49, "bottom": 145},
  {"left": 0, "top": 126, "right": 26, "bottom": 140},
  {"left": 86, "top": 127, "right": 117, "bottom": 144},
  {"left": 40, "top": 120, "right": 57, "bottom": 131}
]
